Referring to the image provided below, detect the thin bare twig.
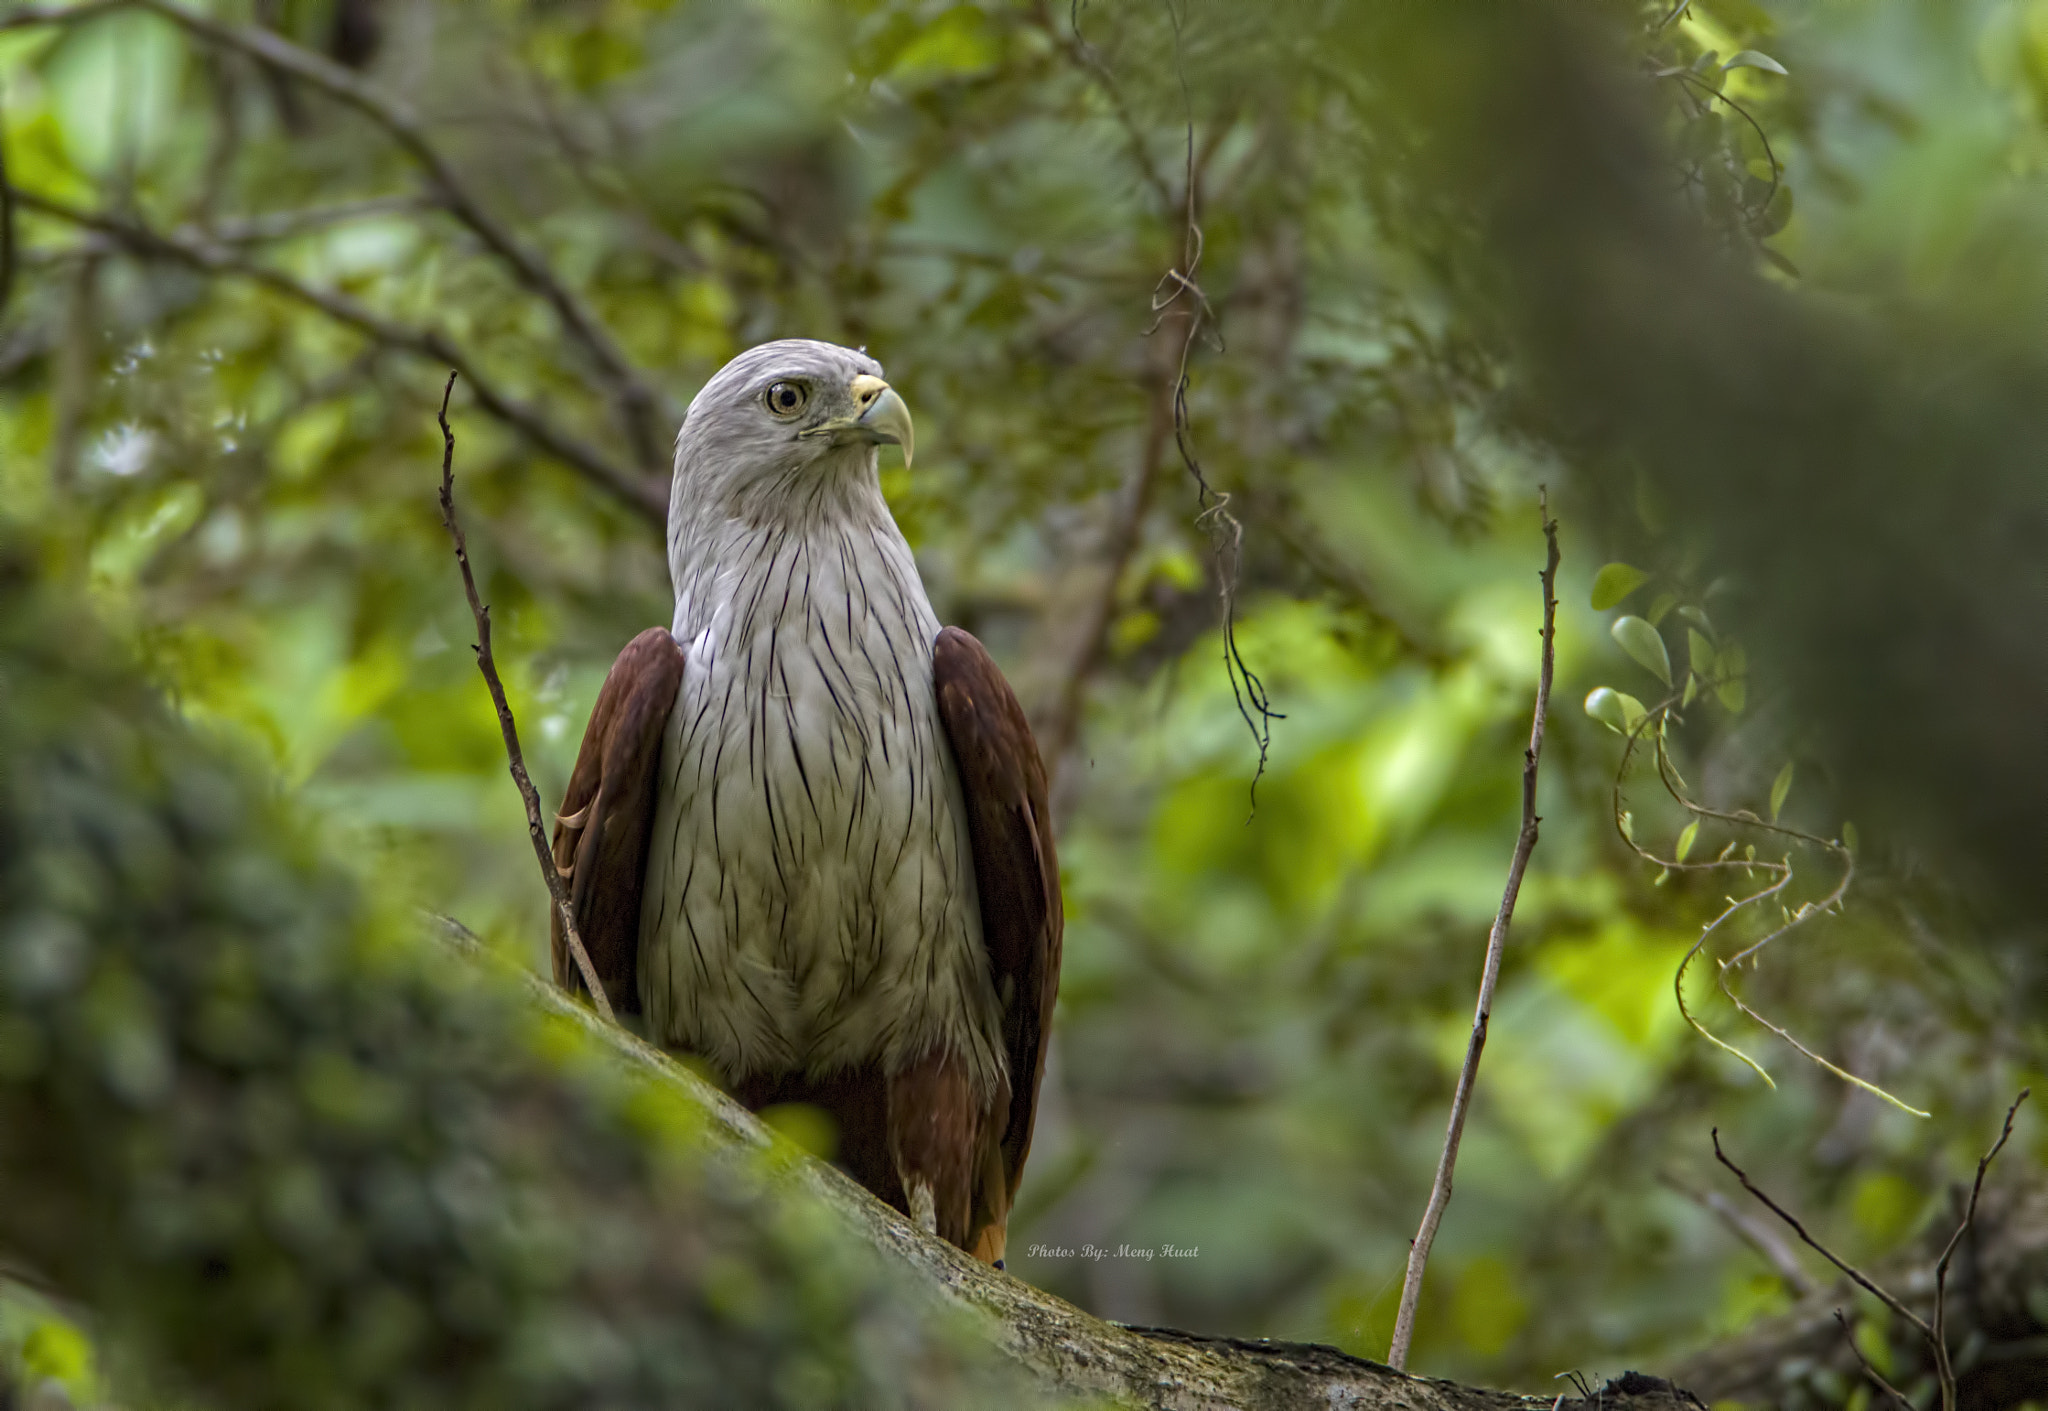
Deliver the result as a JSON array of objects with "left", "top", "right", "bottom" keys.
[
  {"left": 1663, "top": 1171, "right": 1817, "bottom": 1296},
  {"left": 1713, "top": 1128, "right": 1926, "bottom": 1334},
  {"left": 11, "top": 185, "right": 665, "bottom": 520},
  {"left": 1715, "top": 1090, "right": 2032, "bottom": 1411},
  {"left": 133, "top": 0, "right": 675, "bottom": 456},
  {"left": 1834, "top": 1309, "right": 1913, "bottom": 1411},
  {"left": 1387, "top": 491, "right": 1560, "bottom": 1371},
  {"left": 1150, "top": 0, "right": 1279, "bottom": 803},
  {"left": 8, "top": 0, "right": 673, "bottom": 466},
  {"left": 1605, "top": 679, "right": 1922, "bottom": 1114},
  {"left": 1039, "top": 357, "right": 1174, "bottom": 785},
  {"left": 1029, "top": 2, "right": 1279, "bottom": 796},
  {"left": 435, "top": 373, "right": 615, "bottom": 1025},
  {"left": 1666, "top": 68, "right": 1780, "bottom": 216},
  {"left": 1033, "top": 0, "right": 1175, "bottom": 212},
  {"left": 1932, "top": 1089, "right": 2031, "bottom": 1391}
]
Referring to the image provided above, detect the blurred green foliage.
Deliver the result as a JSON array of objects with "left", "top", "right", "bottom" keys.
[
  {"left": 2, "top": 0, "right": 2047, "bottom": 1396},
  {"left": 0, "top": 529, "right": 1010, "bottom": 1407}
]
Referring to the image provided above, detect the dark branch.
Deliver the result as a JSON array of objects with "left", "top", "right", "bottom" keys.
[
  {"left": 0, "top": 1, "right": 129, "bottom": 33},
  {"left": 1673, "top": 1175, "right": 2048, "bottom": 1407},
  {"left": 1150, "top": 13, "right": 1279, "bottom": 804},
  {"left": 1713, "top": 1128, "right": 1930, "bottom": 1340},
  {"left": 1833, "top": 1309, "right": 1913, "bottom": 1411},
  {"left": 141, "top": 0, "right": 674, "bottom": 464},
  {"left": 1714, "top": 1098, "right": 2031, "bottom": 1411},
  {"left": 11, "top": 185, "right": 665, "bottom": 521},
  {"left": 1663, "top": 1171, "right": 1818, "bottom": 1297},
  {"left": 10, "top": 0, "right": 674, "bottom": 467},
  {"left": 200, "top": 195, "right": 431, "bottom": 245},
  {"left": 1038, "top": 353, "right": 1173, "bottom": 786},
  {"left": 1031, "top": 0, "right": 1175, "bottom": 212},
  {"left": 1931, "top": 1089, "right": 2031, "bottom": 1396},
  {"left": 434, "top": 374, "right": 615, "bottom": 1025},
  {"left": 1388, "top": 491, "right": 1560, "bottom": 1370},
  {"left": 132, "top": 0, "right": 675, "bottom": 452}
]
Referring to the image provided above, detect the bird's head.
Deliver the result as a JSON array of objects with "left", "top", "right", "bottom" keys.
[{"left": 670, "top": 339, "right": 914, "bottom": 525}]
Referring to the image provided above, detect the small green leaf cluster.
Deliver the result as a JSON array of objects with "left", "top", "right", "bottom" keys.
[
  {"left": 1646, "top": 7, "right": 1797, "bottom": 267},
  {"left": 1582, "top": 561, "right": 1746, "bottom": 735}
]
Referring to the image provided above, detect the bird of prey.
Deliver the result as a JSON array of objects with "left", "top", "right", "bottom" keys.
[{"left": 548, "top": 340, "right": 1062, "bottom": 1267}]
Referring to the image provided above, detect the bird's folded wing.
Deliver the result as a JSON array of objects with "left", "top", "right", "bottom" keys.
[
  {"left": 931, "top": 626, "right": 1064, "bottom": 1205},
  {"left": 550, "top": 626, "right": 685, "bottom": 1017}
]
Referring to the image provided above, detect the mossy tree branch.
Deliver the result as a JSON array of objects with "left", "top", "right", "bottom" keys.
[{"left": 0, "top": 526, "right": 1708, "bottom": 1411}]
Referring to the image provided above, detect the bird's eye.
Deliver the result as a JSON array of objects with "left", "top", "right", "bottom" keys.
[{"left": 763, "top": 381, "right": 809, "bottom": 418}]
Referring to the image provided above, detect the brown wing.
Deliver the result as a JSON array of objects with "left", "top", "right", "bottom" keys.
[
  {"left": 549, "top": 626, "right": 684, "bottom": 1017},
  {"left": 931, "top": 626, "right": 1063, "bottom": 1262}
]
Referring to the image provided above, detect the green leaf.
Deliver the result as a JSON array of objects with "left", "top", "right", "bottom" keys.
[
  {"left": 1585, "top": 687, "right": 1647, "bottom": 734},
  {"left": 1716, "top": 642, "right": 1748, "bottom": 713},
  {"left": 1682, "top": 671, "right": 1699, "bottom": 707},
  {"left": 1636, "top": 473, "right": 1666, "bottom": 534},
  {"left": 1590, "top": 562, "right": 1649, "bottom": 611},
  {"left": 1687, "top": 628, "right": 1716, "bottom": 678},
  {"left": 1647, "top": 591, "right": 1678, "bottom": 627},
  {"left": 23, "top": 1318, "right": 96, "bottom": 1404},
  {"left": 1611, "top": 616, "right": 1673, "bottom": 686},
  {"left": 1678, "top": 605, "right": 1716, "bottom": 639},
  {"left": 1722, "top": 49, "right": 1788, "bottom": 75},
  {"left": 1676, "top": 819, "right": 1699, "bottom": 862},
  {"left": 1770, "top": 760, "right": 1795, "bottom": 821},
  {"left": 1620, "top": 810, "right": 1636, "bottom": 844},
  {"left": 1843, "top": 820, "right": 1859, "bottom": 854}
]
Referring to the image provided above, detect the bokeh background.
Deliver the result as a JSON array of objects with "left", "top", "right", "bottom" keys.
[{"left": 3, "top": 0, "right": 2047, "bottom": 1397}]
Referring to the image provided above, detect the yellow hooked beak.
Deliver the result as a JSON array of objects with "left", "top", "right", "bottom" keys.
[{"left": 801, "top": 373, "right": 914, "bottom": 467}]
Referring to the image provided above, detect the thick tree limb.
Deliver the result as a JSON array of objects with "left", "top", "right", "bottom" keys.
[
  {"left": 0, "top": 528, "right": 1706, "bottom": 1411},
  {"left": 9, "top": 185, "right": 666, "bottom": 521},
  {"left": 432, "top": 916, "right": 1700, "bottom": 1411},
  {"left": 1389, "top": 493, "right": 1560, "bottom": 1369}
]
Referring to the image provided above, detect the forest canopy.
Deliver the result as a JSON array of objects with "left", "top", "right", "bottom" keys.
[{"left": 2, "top": 0, "right": 2047, "bottom": 1405}]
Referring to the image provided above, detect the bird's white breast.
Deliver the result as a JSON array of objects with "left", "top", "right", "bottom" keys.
[{"left": 639, "top": 510, "right": 1004, "bottom": 1099}]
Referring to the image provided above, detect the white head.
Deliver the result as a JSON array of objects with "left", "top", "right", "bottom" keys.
[{"left": 668, "top": 339, "right": 914, "bottom": 536}]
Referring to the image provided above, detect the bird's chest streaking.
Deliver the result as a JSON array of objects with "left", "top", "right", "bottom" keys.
[{"left": 640, "top": 514, "right": 1004, "bottom": 1100}]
